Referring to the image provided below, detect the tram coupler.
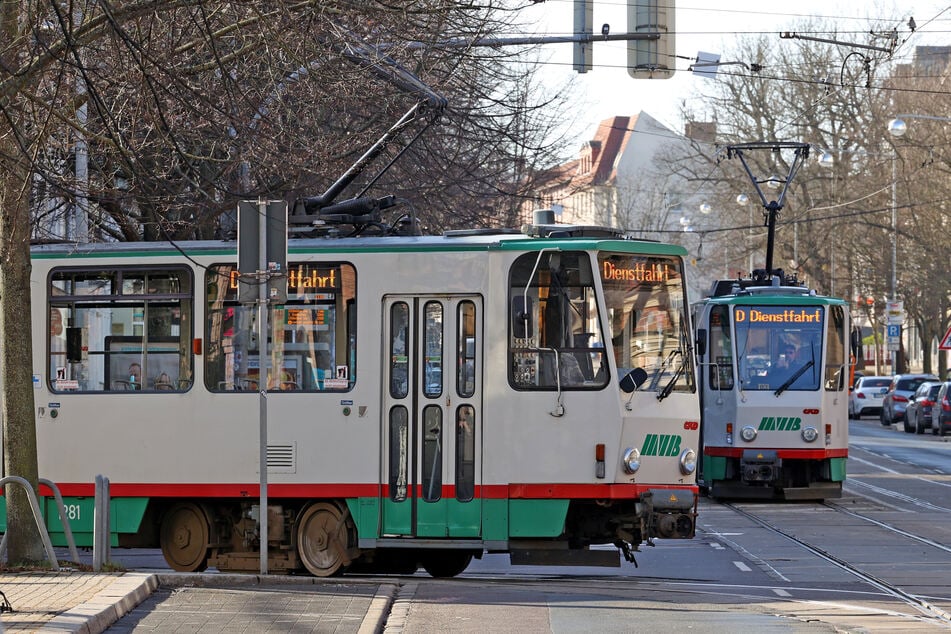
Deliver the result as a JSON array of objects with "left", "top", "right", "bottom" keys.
[
  {"left": 741, "top": 450, "right": 781, "bottom": 484},
  {"left": 614, "top": 540, "right": 638, "bottom": 566}
]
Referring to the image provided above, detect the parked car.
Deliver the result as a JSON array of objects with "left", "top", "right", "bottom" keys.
[
  {"left": 931, "top": 380, "right": 951, "bottom": 437},
  {"left": 880, "top": 373, "right": 939, "bottom": 426},
  {"left": 903, "top": 381, "right": 942, "bottom": 434},
  {"left": 848, "top": 375, "right": 890, "bottom": 419},
  {"left": 850, "top": 370, "right": 865, "bottom": 391}
]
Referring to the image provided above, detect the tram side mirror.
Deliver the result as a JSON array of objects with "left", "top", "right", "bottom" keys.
[
  {"left": 695, "top": 329, "right": 707, "bottom": 357},
  {"left": 512, "top": 296, "right": 534, "bottom": 339},
  {"left": 66, "top": 327, "right": 83, "bottom": 363},
  {"left": 619, "top": 367, "right": 649, "bottom": 394}
]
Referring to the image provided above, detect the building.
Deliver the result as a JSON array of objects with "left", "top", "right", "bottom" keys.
[{"left": 522, "top": 112, "right": 715, "bottom": 297}]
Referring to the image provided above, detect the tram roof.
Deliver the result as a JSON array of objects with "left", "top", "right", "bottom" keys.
[
  {"left": 701, "top": 291, "right": 847, "bottom": 306},
  {"left": 30, "top": 232, "right": 687, "bottom": 259}
]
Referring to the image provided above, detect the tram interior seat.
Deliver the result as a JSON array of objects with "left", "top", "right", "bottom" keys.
[{"left": 154, "top": 373, "right": 174, "bottom": 390}]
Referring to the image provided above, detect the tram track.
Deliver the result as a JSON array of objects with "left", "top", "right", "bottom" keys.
[{"left": 723, "top": 501, "right": 951, "bottom": 626}]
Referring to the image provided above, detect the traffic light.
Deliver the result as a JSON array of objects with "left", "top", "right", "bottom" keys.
[{"left": 627, "top": 0, "right": 675, "bottom": 79}]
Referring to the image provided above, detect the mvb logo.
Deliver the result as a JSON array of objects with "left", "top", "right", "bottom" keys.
[
  {"left": 758, "top": 417, "right": 802, "bottom": 431},
  {"left": 640, "top": 434, "right": 682, "bottom": 457}
]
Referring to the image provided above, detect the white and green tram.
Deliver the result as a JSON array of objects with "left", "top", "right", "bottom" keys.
[
  {"left": 11, "top": 222, "right": 700, "bottom": 577},
  {"left": 693, "top": 275, "right": 850, "bottom": 500}
]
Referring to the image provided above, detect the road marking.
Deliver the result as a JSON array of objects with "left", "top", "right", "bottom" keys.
[
  {"left": 733, "top": 561, "right": 752, "bottom": 572},
  {"left": 773, "top": 588, "right": 792, "bottom": 597},
  {"left": 709, "top": 543, "right": 724, "bottom": 550}
]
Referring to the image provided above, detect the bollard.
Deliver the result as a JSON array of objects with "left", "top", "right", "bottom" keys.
[{"left": 92, "top": 475, "right": 111, "bottom": 571}]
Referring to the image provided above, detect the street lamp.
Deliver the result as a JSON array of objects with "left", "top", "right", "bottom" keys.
[{"left": 885, "top": 113, "right": 951, "bottom": 373}]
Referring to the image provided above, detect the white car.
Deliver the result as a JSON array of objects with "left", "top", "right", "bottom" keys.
[{"left": 849, "top": 375, "right": 891, "bottom": 419}]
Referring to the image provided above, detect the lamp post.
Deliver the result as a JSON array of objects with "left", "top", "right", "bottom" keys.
[{"left": 886, "top": 114, "right": 951, "bottom": 373}]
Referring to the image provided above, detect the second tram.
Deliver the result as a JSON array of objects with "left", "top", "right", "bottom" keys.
[{"left": 693, "top": 272, "right": 850, "bottom": 500}]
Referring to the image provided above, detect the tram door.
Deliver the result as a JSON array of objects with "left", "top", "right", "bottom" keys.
[{"left": 381, "top": 295, "right": 483, "bottom": 538}]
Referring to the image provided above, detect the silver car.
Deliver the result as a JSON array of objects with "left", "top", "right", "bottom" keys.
[
  {"left": 849, "top": 375, "right": 890, "bottom": 419},
  {"left": 881, "top": 373, "right": 940, "bottom": 425}
]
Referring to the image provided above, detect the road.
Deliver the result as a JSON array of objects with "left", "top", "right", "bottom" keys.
[{"left": 95, "top": 418, "right": 951, "bottom": 632}]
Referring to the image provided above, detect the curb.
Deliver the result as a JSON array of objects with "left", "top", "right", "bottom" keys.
[
  {"left": 40, "top": 572, "right": 158, "bottom": 634},
  {"left": 359, "top": 583, "right": 398, "bottom": 634}
]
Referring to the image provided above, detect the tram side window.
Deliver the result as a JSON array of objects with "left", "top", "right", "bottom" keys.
[
  {"left": 389, "top": 407, "right": 409, "bottom": 502},
  {"left": 204, "top": 262, "right": 356, "bottom": 392},
  {"left": 708, "top": 305, "right": 734, "bottom": 390},
  {"left": 48, "top": 267, "right": 193, "bottom": 393},
  {"left": 390, "top": 302, "right": 410, "bottom": 398},
  {"left": 508, "top": 251, "right": 608, "bottom": 390},
  {"left": 455, "top": 404, "right": 475, "bottom": 502},
  {"left": 423, "top": 301, "right": 443, "bottom": 398},
  {"left": 457, "top": 301, "right": 476, "bottom": 398},
  {"left": 825, "top": 305, "right": 846, "bottom": 391},
  {"left": 421, "top": 406, "right": 442, "bottom": 502}
]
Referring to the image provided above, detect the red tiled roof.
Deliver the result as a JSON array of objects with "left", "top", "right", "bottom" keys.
[{"left": 589, "top": 115, "right": 633, "bottom": 185}]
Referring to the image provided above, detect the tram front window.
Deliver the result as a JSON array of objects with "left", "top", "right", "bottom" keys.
[
  {"left": 598, "top": 253, "right": 693, "bottom": 395},
  {"left": 508, "top": 251, "right": 608, "bottom": 390},
  {"left": 733, "top": 305, "right": 824, "bottom": 391}
]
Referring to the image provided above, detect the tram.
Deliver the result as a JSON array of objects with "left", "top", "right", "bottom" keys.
[
  {"left": 692, "top": 270, "right": 850, "bottom": 500},
  {"left": 7, "top": 218, "right": 700, "bottom": 577}
]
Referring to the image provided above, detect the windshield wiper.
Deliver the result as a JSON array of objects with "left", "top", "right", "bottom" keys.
[
  {"left": 657, "top": 315, "right": 693, "bottom": 401},
  {"left": 648, "top": 347, "right": 677, "bottom": 391},
  {"left": 774, "top": 360, "right": 815, "bottom": 396},
  {"left": 657, "top": 356, "right": 686, "bottom": 402}
]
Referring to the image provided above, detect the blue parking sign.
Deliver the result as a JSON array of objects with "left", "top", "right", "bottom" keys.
[{"left": 887, "top": 325, "right": 901, "bottom": 338}]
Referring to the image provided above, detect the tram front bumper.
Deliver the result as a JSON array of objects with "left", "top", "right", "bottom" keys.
[
  {"left": 741, "top": 449, "right": 781, "bottom": 484},
  {"left": 640, "top": 488, "right": 696, "bottom": 539}
]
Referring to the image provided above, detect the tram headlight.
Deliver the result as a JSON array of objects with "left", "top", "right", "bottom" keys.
[
  {"left": 740, "top": 426, "right": 757, "bottom": 442},
  {"left": 622, "top": 447, "right": 641, "bottom": 474},
  {"left": 679, "top": 448, "right": 697, "bottom": 475},
  {"left": 801, "top": 426, "right": 819, "bottom": 443}
]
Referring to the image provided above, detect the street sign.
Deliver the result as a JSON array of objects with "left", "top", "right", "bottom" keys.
[
  {"left": 887, "top": 324, "right": 901, "bottom": 338},
  {"left": 940, "top": 326, "right": 951, "bottom": 350},
  {"left": 885, "top": 300, "right": 904, "bottom": 325}
]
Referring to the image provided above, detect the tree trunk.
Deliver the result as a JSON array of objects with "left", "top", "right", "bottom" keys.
[
  {"left": 0, "top": 150, "right": 45, "bottom": 563},
  {"left": 0, "top": 0, "right": 45, "bottom": 558}
]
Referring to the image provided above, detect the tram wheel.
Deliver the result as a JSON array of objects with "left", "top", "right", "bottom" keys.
[
  {"left": 160, "top": 502, "right": 211, "bottom": 572},
  {"left": 296, "top": 501, "right": 355, "bottom": 577},
  {"left": 420, "top": 550, "right": 473, "bottom": 578}
]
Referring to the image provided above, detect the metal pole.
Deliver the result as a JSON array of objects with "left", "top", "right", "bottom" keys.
[
  {"left": 891, "top": 152, "right": 898, "bottom": 374},
  {"left": 258, "top": 199, "right": 269, "bottom": 575}
]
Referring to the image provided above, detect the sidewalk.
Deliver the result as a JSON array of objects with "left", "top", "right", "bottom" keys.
[
  {"left": 0, "top": 571, "right": 155, "bottom": 632},
  {"left": 0, "top": 571, "right": 394, "bottom": 633}
]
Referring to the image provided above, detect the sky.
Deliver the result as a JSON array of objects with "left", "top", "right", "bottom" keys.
[{"left": 518, "top": 1, "right": 951, "bottom": 141}]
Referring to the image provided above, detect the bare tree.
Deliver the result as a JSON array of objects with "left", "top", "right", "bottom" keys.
[
  {"left": 0, "top": 0, "right": 578, "bottom": 562},
  {"left": 673, "top": 15, "right": 951, "bottom": 373}
]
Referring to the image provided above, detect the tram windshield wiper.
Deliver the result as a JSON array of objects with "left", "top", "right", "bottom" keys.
[
  {"left": 657, "top": 356, "right": 686, "bottom": 402},
  {"left": 774, "top": 359, "right": 815, "bottom": 397}
]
